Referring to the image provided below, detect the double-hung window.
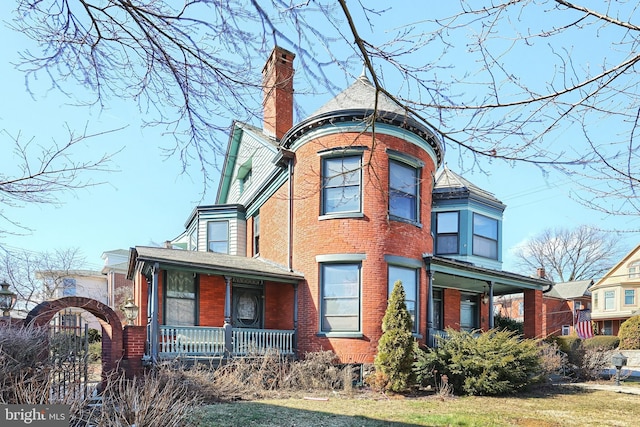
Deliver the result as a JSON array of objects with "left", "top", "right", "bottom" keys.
[
  {"left": 435, "top": 212, "right": 459, "bottom": 255},
  {"left": 625, "top": 289, "right": 635, "bottom": 305},
  {"left": 389, "top": 159, "right": 419, "bottom": 223},
  {"left": 604, "top": 290, "right": 615, "bottom": 310},
  {"left": 472, "top": 213, "right": 498, "bottom": 259},
  {"left": 388, "top": 265, "right": 419, "bottom": 333},
  {"left": 207, "top": 221, "right": 229, "bottom": 254},
  {"left": 320, "top": 263, "right": 361, "bottom": 333},
  {"left": 165, "top": 270, "right": 197, "bottom": 326},
  {"left": 322, "top": 155, "right": 362, "bottom": 215}
]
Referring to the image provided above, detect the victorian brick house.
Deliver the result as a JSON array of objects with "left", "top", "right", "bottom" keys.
[{"left": 126, "top": 47, "right": 550, "bottom": 364}]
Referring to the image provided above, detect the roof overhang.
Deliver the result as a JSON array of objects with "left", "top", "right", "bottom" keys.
[
  {"left": 424, "top": 255, "right": 551, "bottom": 295},
  {"left": 127, "top": 247, "right": 304, "bottom": 284}
]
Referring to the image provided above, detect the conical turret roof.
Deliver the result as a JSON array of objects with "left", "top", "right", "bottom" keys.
[{"left": 311, "top": 74, "right": 407, "bottom": 117}]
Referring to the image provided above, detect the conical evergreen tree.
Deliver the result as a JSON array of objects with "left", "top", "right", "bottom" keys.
[{"left": 374, "top": 279, "right": 415, "bottom": 392}]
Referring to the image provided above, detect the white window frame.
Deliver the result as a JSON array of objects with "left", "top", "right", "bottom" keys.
[{"left": 604, "top": 290, "right": 615, "bottom": 311}]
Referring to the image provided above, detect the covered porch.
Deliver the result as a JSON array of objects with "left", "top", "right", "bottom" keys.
[
  {"left": 424, "top": 256, "right": 552, "bottom": 347},
  {"left": 127, "top": 246, "right": 304, "bottom": 363}
]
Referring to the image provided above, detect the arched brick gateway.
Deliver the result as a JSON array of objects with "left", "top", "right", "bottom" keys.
[{"left": 26, "top": 296, "right": 124, "bottom": 386}]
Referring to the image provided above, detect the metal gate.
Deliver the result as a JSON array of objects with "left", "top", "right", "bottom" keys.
[{"left": 49, "top": 309, "right": 91, "bottom": 401}]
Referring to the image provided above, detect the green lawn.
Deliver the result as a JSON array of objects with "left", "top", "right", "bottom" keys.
[{"left": 194, "top": 386, "right": 639, "bottom": 427}]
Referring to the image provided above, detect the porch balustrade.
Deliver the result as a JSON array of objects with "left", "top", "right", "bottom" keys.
[{"left": 157, "top": 325, "right": 295, "bottom": 358}]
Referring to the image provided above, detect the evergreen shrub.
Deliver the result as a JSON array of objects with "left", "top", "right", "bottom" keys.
[
  {"left": 373, "top": 280, "right": 415, "bottom": 392},
  {"left": 618, "top": 315, "right": 640, "bottom": 350},
  {"left": 414, "top": 329, "right": 542, "bottom": 396}
]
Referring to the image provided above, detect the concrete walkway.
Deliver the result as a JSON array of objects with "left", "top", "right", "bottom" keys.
[{"left": 559, "top": 381, "right": 640, "bottom": 395}]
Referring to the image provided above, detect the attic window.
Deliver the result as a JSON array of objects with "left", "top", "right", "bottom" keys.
[
  {"left": 237, "top": 158, "right": 253, "bottom": 194},
  {"left": 629, "top": 261, "right": 640, "bottom": 279}
]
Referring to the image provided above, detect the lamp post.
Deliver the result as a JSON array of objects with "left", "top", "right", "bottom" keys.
[
  {"left": 122, "top": 298, "right": 139, "bottom": 326},
  {"left": 0, "top": 280, "right": 17, "bottom": 318},
  {"left": 612, "top": 352, "right": 628, "bottom": 386}
]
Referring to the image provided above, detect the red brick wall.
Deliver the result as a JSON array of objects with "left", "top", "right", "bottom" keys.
[
  {"left": 443, "top": 288, "right": 461, "bottom": 329},
  {"left": 543, "top": 298, "right": 572, "bottom": 336},
  {"left": 264, "top": 282, "right": 295, "bottom": 330},
  {"left": 198, "top": 275, "right": 226, "bottom": 326},
  {"left": 257, "top": 183, "right": 290, "bottom": 265},
  {"left": 290, "top": 131, "right": 437, "bottom": 363}
]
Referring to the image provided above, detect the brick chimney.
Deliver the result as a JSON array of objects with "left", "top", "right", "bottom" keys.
[{"left": 262, "top": 46, "right": 295, "bottom": 140}]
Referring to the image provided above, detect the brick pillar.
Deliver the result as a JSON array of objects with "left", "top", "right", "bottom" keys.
[
  {"left": 523, "top": 289, "right": 543, "bottom": 338},
  {"left": 122, "top": 325, "right": 146, "bottom": 379},
  {"left": 443, "top": 288, "right": 461, "bottom": 329}
]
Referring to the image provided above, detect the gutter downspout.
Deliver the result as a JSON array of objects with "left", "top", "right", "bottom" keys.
[{"left": 288, "top": 157, "right": 293, "bottom": 271}]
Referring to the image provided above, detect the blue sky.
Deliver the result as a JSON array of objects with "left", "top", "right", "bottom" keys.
[{"left": 1, "top": 3, "right": 638, "bottom": 274}]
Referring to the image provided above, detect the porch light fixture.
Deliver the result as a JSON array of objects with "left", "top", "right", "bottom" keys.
[
  {"left": 122, "top": 298, "right": 139, "bottom": 326},
  {"left": 0, "top": 280, "right": 17, "bottom": 317},
  {"left": 481, "top": 292, "right": 490, "bottom": 305}
]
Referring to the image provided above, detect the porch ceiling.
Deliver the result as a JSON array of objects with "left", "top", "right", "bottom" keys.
[
  {"left": 425, "top": 256, "right": 551, "bottom": 296},
  {"left": 127, "top": 246, "right": 304, "bottom": 283}
]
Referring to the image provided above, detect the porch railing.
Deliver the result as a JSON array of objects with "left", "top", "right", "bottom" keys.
[
  {"left": 233, "top": 328, "right": 295, "bottom": 356},
  {"left": 157, "top": 325, "right": 295, "bottom": 358}
]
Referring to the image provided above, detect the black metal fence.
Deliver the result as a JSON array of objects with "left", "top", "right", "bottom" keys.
[{"left": 49, "top": 310, "right": 91, "bottom": 401}]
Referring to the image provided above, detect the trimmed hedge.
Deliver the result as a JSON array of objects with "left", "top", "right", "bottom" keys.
[
  {"left": 618, "top": 315, "right": 640, "bottom": 350},
  {"left": 582, "top": 335, "right": 619, "bottom": 350}
]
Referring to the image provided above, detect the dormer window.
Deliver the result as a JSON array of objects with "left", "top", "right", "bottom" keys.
[
  {"left": 472, "top": 213, "right": 498, "bottom": 260},
  {"left": 435, "top": 211, "right": 459, "bottom": 255},
  {"left": 207, "top": 221, "right": 229, "bottom": 254}
]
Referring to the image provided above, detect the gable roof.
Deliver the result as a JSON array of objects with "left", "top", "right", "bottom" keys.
[
  {"left": 127, "top": 246, "right": 304, "bottom": 284},
  {"left": 591, "top": 242, "right": 640, "bottom": 290},
  {"left": 433, "top": 165, "right": 505, "bottom": 209},
  {"left": 545, "top": 280, "right": 593, "bottom": 300}
]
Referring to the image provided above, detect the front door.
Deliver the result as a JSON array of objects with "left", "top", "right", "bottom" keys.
[{"left": 232, "top": 287, "right": 263, "bottom": 328}]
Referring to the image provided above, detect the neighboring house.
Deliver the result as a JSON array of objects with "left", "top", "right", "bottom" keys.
[
  {"left": 542, "top": 280, "right": 593, "bottom": 337},
  {"left": 590, "top": 243, "right": 640, "bottom": 335},
  {"left": 126, "top": 46, "right": 551, "bottom": 364},
  {"left": 494, "top": 279, "right": 593, "bottom": 337},
  {"left": 101, "top": 249, "right": 135, "bottom": 322},
  {"left": 38, "top": 269, "right": 109, "bottom": 330}
]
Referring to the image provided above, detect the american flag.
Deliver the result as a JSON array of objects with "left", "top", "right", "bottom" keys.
[{"left": 575, "top": 309, "right": 594, "bottom": 339}]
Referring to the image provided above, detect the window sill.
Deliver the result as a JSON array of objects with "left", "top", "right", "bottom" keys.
[
  {"left": 388, "top": 215, "right": 422, "bottom": 228},
  {"left": 319, "top": 212, "right": 365, "bottom": 221},
  {"left": 316, "top": 332, "right": 363, "bottom": 339}
]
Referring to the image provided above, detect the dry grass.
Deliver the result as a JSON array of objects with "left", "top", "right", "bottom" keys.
[{"left": 197, "top": 385, "right": 640, "bottom": 426}]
